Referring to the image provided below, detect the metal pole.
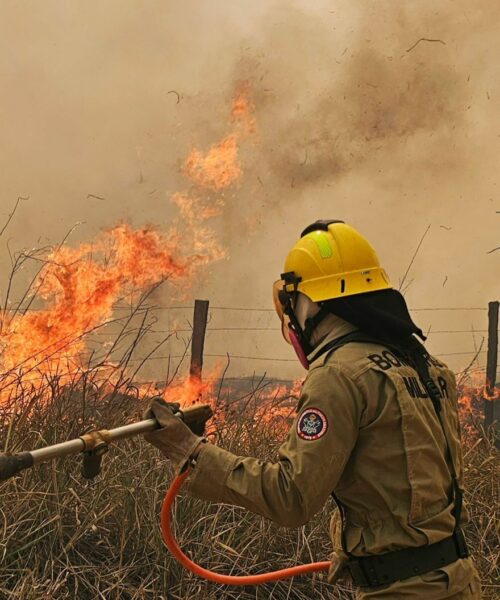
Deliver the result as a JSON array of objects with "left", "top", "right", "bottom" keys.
[
  {"left": 0, "top": 404, "right": 213, "bottom": 481},
  {"left": 29, "top": 419, "right": 158, "bottom": 465}
]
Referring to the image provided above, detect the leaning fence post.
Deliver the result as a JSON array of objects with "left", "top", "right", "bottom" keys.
[
  {"left": 485, "top": 301, "right": 499, "bottom": 444},
  {"left": 190, "top": 299, "right": 209, "bottom": 382}
]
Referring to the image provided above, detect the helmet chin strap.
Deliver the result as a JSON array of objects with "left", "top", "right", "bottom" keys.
[
  {"left": 278, "top": 274, "right": 330, "bottom": 369},
  {"left": 287, "top": 305, "right": 330, "bottom": 370}
]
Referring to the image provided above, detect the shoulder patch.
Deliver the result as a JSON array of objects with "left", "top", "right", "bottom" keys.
[{"left": 297, "top": 408, "right": 328, "bottom": 441}]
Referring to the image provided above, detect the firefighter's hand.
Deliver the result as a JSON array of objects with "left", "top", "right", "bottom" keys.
[{"left": 143, "top": 398, "right": 206, "bottom": 473}]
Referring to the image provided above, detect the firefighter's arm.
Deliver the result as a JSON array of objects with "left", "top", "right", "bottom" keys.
[{"left": 184, "top": 365, "right": 364, "bottom": 528}]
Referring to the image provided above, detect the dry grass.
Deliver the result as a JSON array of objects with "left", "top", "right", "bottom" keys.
[
  {"left": 460, "top": 430, "right": 499, "bottom": 599},
  {"left": 0, "top": 274, "right": 497, "bottom": 599},
  {"left": 0, "top": 373, "right": 498, "bottom": 600}
]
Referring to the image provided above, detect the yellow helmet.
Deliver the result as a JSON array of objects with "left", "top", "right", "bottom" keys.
[{"left": 281, "top": 220, "right": 392, "bottom": 302}]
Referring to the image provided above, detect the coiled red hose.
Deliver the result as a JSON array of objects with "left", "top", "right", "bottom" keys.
[{"left": 161, "top": 470, "right": 331, "bottom": 585}]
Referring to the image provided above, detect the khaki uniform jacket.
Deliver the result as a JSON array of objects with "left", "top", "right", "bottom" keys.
[{"left": 185, "top": 339, "right": 478, "bottom": 596}]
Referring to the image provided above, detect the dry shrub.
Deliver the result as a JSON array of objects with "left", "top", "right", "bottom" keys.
[{"left": 0, "top": 372, "right": 498, "bottom": 600}]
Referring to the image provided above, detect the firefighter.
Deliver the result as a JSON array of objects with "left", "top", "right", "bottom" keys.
[{"left": 144, "top": 220, "right": 481, "bottom": 599}]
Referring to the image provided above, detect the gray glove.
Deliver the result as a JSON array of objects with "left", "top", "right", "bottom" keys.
[{"left": 143, "top": 398, "right": 205, "bottom": 473}]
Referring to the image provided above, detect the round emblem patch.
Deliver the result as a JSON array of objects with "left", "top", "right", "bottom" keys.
[{"left": 297, "top": 408, "right": 328, "bottom": 441}]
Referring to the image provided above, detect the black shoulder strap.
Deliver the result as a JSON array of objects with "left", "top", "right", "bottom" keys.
[
  {"left": 409, "top": 346, "right": 464, "bottom": 531},
  {"left": 323, "top": 332, "right": 464, "bottom": 543},
  {"left": 324, "top": 331, "right": 389, "bottom": 556}
]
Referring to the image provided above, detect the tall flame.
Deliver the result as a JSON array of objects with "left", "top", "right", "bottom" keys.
[
  {"left": 183, "top": 82, "right": 255, "bottom": 192},
  {"left": 0, "top": 83, "right": 256, "bottom": 408},
  {"left": 0, "top": 225, "right": 199, "bottom": 386}
]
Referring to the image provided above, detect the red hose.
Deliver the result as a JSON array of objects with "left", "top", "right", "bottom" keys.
[{"left": 161, "top": 470, "right": 331, "bottom": 585}]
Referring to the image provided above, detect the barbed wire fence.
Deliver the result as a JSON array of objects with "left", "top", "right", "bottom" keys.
[
  {"left": 123, "top": 300, "right": 499, "bottom": 433},
  {"left": 103, "top": 303, "right": 494, "bottom": 365},
  {"left": 1, "top": 300, "right": 498, "bottom": 433}
]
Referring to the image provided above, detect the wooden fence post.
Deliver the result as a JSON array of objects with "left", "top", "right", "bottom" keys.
[
  {"left": 485, "top": 301, "right": 499, "bottom": 443},
  {"left": 190, "top": 300, "right": 209, "bottom": 382}
]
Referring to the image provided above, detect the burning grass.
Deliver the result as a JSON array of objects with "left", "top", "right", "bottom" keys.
[
  {"left": 0, "top": 70, "right": 496, "bottom": 599},
  {"left": 0, "top": 353, "right": 498, "bottom": 599},
  {"left": 0, "top": 247, "right": 497, "bottom": 598},
  {"left": 0, "top": 81, "right": 255, "bottom": 409}
]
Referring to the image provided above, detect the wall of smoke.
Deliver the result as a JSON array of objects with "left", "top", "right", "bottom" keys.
[{"left": 0, "top": 1, "right": 499, "bottom": 380}]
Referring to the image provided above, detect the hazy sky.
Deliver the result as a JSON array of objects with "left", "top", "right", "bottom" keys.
[{"left": 0, "top": 1, "right": 499, "bottom": 380}]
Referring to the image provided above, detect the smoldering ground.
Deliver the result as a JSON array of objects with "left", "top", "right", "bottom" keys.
[{"left": 0, "top": 1, "right": 499, "bottom": 378}]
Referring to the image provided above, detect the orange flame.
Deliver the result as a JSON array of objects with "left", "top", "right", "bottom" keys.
[
  {"left": 183, "top": 82, "right": 255, "bottom": 192},
  {"left": 0, "top": 84, "right": 256, "bottom": 408},
  {"left": 214, "top": 378, "right": 301, "bottom": 443},
  {"left": 165, "top": 372, "right": 220, "bottom": 408},
  {"left": 157, "top": 369, "right": 301, "bottom": 442},
  {"left": 231, "top": 81, "right": 256, "bottom": 135},
  {"left": 0, "top": 224, "right": 205, "bottom": 388},
  {"left": 171, "top": 193, "right": 226, "bottom": 263},
  {"left": 184, "top": 134, "right": 242, "bottom": 191},
  {"left": 456, "top": 369, "right": 498, "bottom": 437}
]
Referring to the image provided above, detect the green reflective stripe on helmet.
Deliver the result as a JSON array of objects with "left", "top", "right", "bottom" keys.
[{"left": 306, "top": 232, "right": 332, "bottom": 259}]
